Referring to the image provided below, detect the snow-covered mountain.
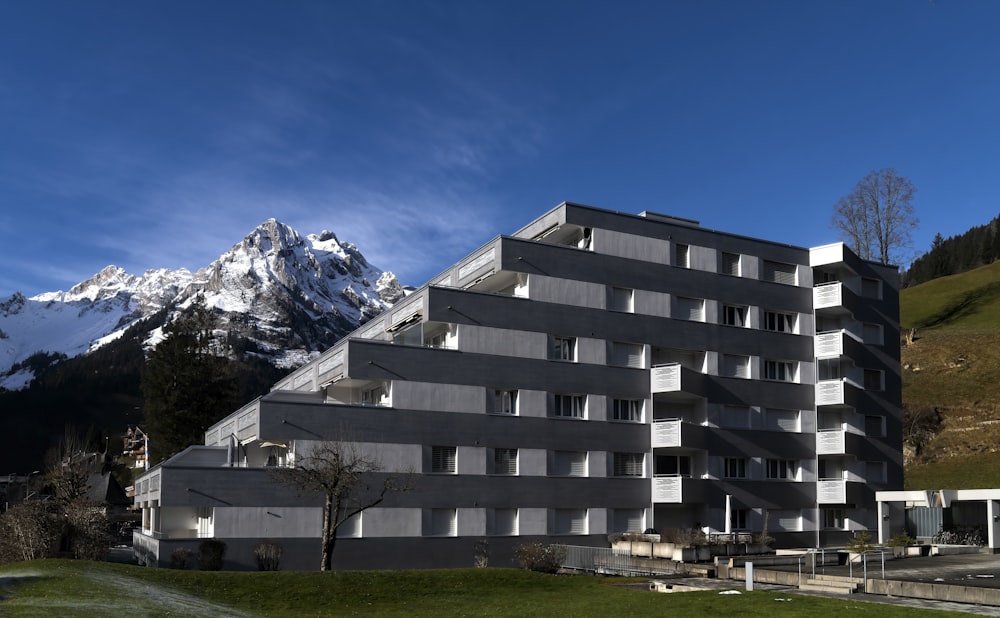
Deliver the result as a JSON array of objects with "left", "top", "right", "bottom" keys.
[{"left": 0, "top": 219, "right": 403, "bottom": 390}]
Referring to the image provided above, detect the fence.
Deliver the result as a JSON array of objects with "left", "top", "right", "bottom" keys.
[{"left": 559, "top": 545, "right": 672, "bottom": 576}]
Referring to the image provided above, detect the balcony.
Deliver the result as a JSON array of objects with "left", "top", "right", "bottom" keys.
[
  {"left": 652, "top": 476, "right": 705, "bottom": 503},
  {"left": 817, "top": 479, "right": 846, "bottom": 504},
  {"left": 651, "top": 364, "right": 707, "bottom": 400},
  {"left": 814, "top": 329, "right": 864, "bottom": 359},
  {"left": 651, "top": 419, "right": 707, "bottom": 449},
  {"left": 815, "top": 378, "right": 863, "bottom": 408},
  {"left": 810, "top": 242, "right": 865, "bottom": 273},
  {"left": 813, "top": 281, "right": 861, "bottom": 316},
  {"left": 816, "top": 429, "right": 868, "bottom": 456}
]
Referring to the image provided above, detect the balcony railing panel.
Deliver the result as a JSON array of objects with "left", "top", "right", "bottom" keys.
[
  {"left": 816, "top": 380, "right": 845, "bottom": 406},
  {"left": 651, "top": 364, "right": 681, "bottom": 393},
  {"left": 815, "top": 331, "right": 843, "bottom": 358},
  {"left": 651, "top": 419, "right": 681, "bottom": 448},
  {"left": 817, "top": 479, "right": 847, "bottom": 504},
  {"left": 814, "top": 282, "right": 843, "bottom": 309},
  {"left": 652, "top": 476, "right": 682, "bottom": 503},
  {"left": 816, "top": 429, "right": 846, "bottom": 455}
]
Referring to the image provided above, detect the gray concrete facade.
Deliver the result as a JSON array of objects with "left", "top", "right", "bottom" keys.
[{"left": 133, "top": 201, "right": 902, "bottom": 570}]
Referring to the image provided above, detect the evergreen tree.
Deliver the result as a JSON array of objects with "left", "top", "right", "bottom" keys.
[{"left": 142, "top": 297, "right": 239, "bottom": 463}]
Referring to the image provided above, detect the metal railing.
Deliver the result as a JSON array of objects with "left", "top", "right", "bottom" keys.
[{"left": 559, "top": 545, "right": 673, "bottom": 576}]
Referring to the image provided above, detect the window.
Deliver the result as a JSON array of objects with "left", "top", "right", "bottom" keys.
[
  {"left": 656, "top": 454, "right": 692, "bottom": 477},
  {"left": 817, "top": 458, "right": 832, "bottom": 480},
  {"left": 773, "top": 510, "right": 802, "bottom": 532},
  {"left": 764, "top": 409, "right": 800, "bottom": 432},
  {"left": 721, "top": 252, "right": 741, "bottom": 276},
  {"left": 489, "top": 508, "right": 518, "bottom": 536},
  {"left": 863, "top": 323, "right": 884, "bottom": 345},
  {"left": 492, "top": 448, "right": 518, "bottom": 475},
  {"left": 340, "top": 513, "right": 362, "bottom": 538},
  {"left": 863, "top": 369, "right": 884, "bottom": 391},
  {"left": 722, "top": 304, "right": 748, "bottom": 327},
  {"left": 822, "top": 508, "right": 845, "bottom": 530},
  {"left": 553, "top": 508, "right": 588, "bottom": 535},
  {"left": 865, "top": 460, "right": 886, "bottom": 483},
  {"left": 766, "top": 459, "right": 797, "bottom": 480},
  {"left": 428, "top": 508, "right": 457, "bottom": 536},
  {"left": 721, "top": 354, "right": 750, "bottom": 379},
  {"left": 611, "top": 341, "right": 644, "bottom": 368},
  {"left": 865, "top": 415, "right": 886, "bottom": 437},
  {"left": 361, "top": 383, "right": 388, "bottom": 406},
  {"left": 550, "top": 450, "right": 588, "bottom": 476},
  {"left": 430, "top": 446, "right": 456, "bottom": 474},
  {"left": 763, "top": 260, "right": 797, "bottom": 285},
  {"left": 610, "top": 287, "right": 633, "bottom": 312},
  {"left": 613, "top": 508, "right": 644, "bottom": 533},
  {"left": 816, "top": 358, "right": 842, "bottom": 381},
  {"left": 764, "top": 311, "right": 796, "bottom": 333},
  {"left": 492, "top": 389, "right": 517, "bottom": 415},
  {"left": 730, "top": 508, "right": 748, "bottom": 531},
  {"left": 613, "top": 453, "right": 644, "bottom": 477},
  {"left": 861, "top": 277, "right": 882, "bottom": 299},
  {"left": 724, "top": 457, "right": 747, "bottom": 479},
  {"left": 675, "top": 243, "right": 690, "bottom": 268},
  {"left": 423, "top": 323, "right": 452, "bottom": 348},
  {"left": 763, "top": 360, "right": 795, "bottom": 382},
  {"left": 720, "top": 405, "right": 750, "bottom": 429},
  {"left": 611, "top": 398, "right": 643, "bottom": 422},
  {"left": 552, "top": 394, "right": 586, "bottom": 418},
  {"left": 550, "top": 336, "right": 576, "bottom": 361},
  {"left": 675, "top": 296, "right": 705, "bottom": 321}
]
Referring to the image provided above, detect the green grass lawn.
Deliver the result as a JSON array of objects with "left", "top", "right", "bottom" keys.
[
  {"left": 906, "top": 451, "right": 1000, "bottom": 490},
  {"left": 0, "top": 559, "right": 967, "bottom": 617}
]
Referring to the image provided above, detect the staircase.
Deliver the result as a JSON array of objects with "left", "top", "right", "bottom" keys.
[{"left": 798, "top": 574, "right": 864, "bottom": 595}]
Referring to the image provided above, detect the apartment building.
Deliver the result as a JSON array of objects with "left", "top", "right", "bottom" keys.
[{"left": 132, "top": 201, "right": 901, "bottom": 570}]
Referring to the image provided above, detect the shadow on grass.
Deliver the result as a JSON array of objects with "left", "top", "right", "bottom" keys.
[{"left": 0, "top": 573, "right": 52, "bottom": 600}]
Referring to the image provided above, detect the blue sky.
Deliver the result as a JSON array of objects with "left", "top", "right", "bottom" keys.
[{"left": 2, "top": 0, "right": 998, "bottom": 298}]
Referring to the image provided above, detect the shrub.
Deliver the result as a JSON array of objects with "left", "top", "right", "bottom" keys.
[
  {"left": 170, "top": 547, "right": 194, "bottom": 569},
  {"left": 254, "top": 541, "right": 283, "bottom": 571},
  {"left": 933, "top": 526, "right": 985, "bottom": 546},
  {"left": 0, "top": 501, "right": 59, "bottom": 564},
  {"left": 198, "top": 539, "right": 227, "bottom": 571},
  {"left": 473, "top": 538, "right": 489, "bottom": 568},
  {"left": 513, "top": 542, "right": 566, "bottom": 573},
  {"left": 66, "top": 500, "right": 110, "bottom": 561},
  {"left": 660, "top": 527, "right": 707, "bottom": 547},
  {"left": 847, "top": 531, "right": 874, "bottom": 554},
  {"left": 886, "top": 531, "right": 914, "bottom": 547}
]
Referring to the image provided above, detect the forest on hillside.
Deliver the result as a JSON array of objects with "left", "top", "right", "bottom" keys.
[{"left": 904, "top": 212, "right": 1000, "bottom": 287}]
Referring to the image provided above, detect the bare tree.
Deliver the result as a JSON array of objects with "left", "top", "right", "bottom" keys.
[
  {"left": 0, "top": 501, "right": 58, "bottom": 563},
  {"left": 832, "top": 168, "right": 918, "bottom": 265},
  {"left": 273, "top": 440, "right": 411, "bottom": 571}
]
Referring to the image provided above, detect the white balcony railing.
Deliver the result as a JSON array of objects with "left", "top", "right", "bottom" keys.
[
  {"left": 817, "top": 479, "right": 847, "bottom": 504},
  {"left": 816, "top": 380, "right": 846, "bottom": 406},
  {"left": 651, "top": 364, "right": 681, "bottom": 393},
  {"left": 816, "top": 429, "right": 846, "bottom": 454},
  {"left": 814, "top": 331, "right": 844, "bottom": 358},
  {"left": 814, "top": 282, "right": 843, "bottom": 309},
  {"left": 651, "top": 419, "right": 681, "bottom": 448},
  {"left": 652, "top": 476, "right": 682, "bottom": 503}
]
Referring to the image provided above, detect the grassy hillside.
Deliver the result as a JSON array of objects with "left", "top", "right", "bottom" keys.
[{"left": 901, "top": 261, "right": 1000, "bottom": 488}]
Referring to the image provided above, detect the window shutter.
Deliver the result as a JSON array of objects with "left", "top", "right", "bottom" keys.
[{"left": 763, "top": 260, "right": 797, "bottom": 285}]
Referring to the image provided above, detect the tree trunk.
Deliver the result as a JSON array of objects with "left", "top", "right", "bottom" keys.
[{"left": 320, "top": 493, "right": 334, "bottom": 571}]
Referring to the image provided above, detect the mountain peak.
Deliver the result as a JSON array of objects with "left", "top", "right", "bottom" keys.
[{"left": 1, "top": 218, "right": 404, "bottom": 388}]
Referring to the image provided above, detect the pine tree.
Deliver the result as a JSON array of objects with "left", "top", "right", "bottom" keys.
[{"left": 142, "top": 297, "right": 239, "bottom": 463}]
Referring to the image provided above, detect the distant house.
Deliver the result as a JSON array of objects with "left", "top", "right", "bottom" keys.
[{"left": 132, "top": 201, "right": 902, "bottom": 570}]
